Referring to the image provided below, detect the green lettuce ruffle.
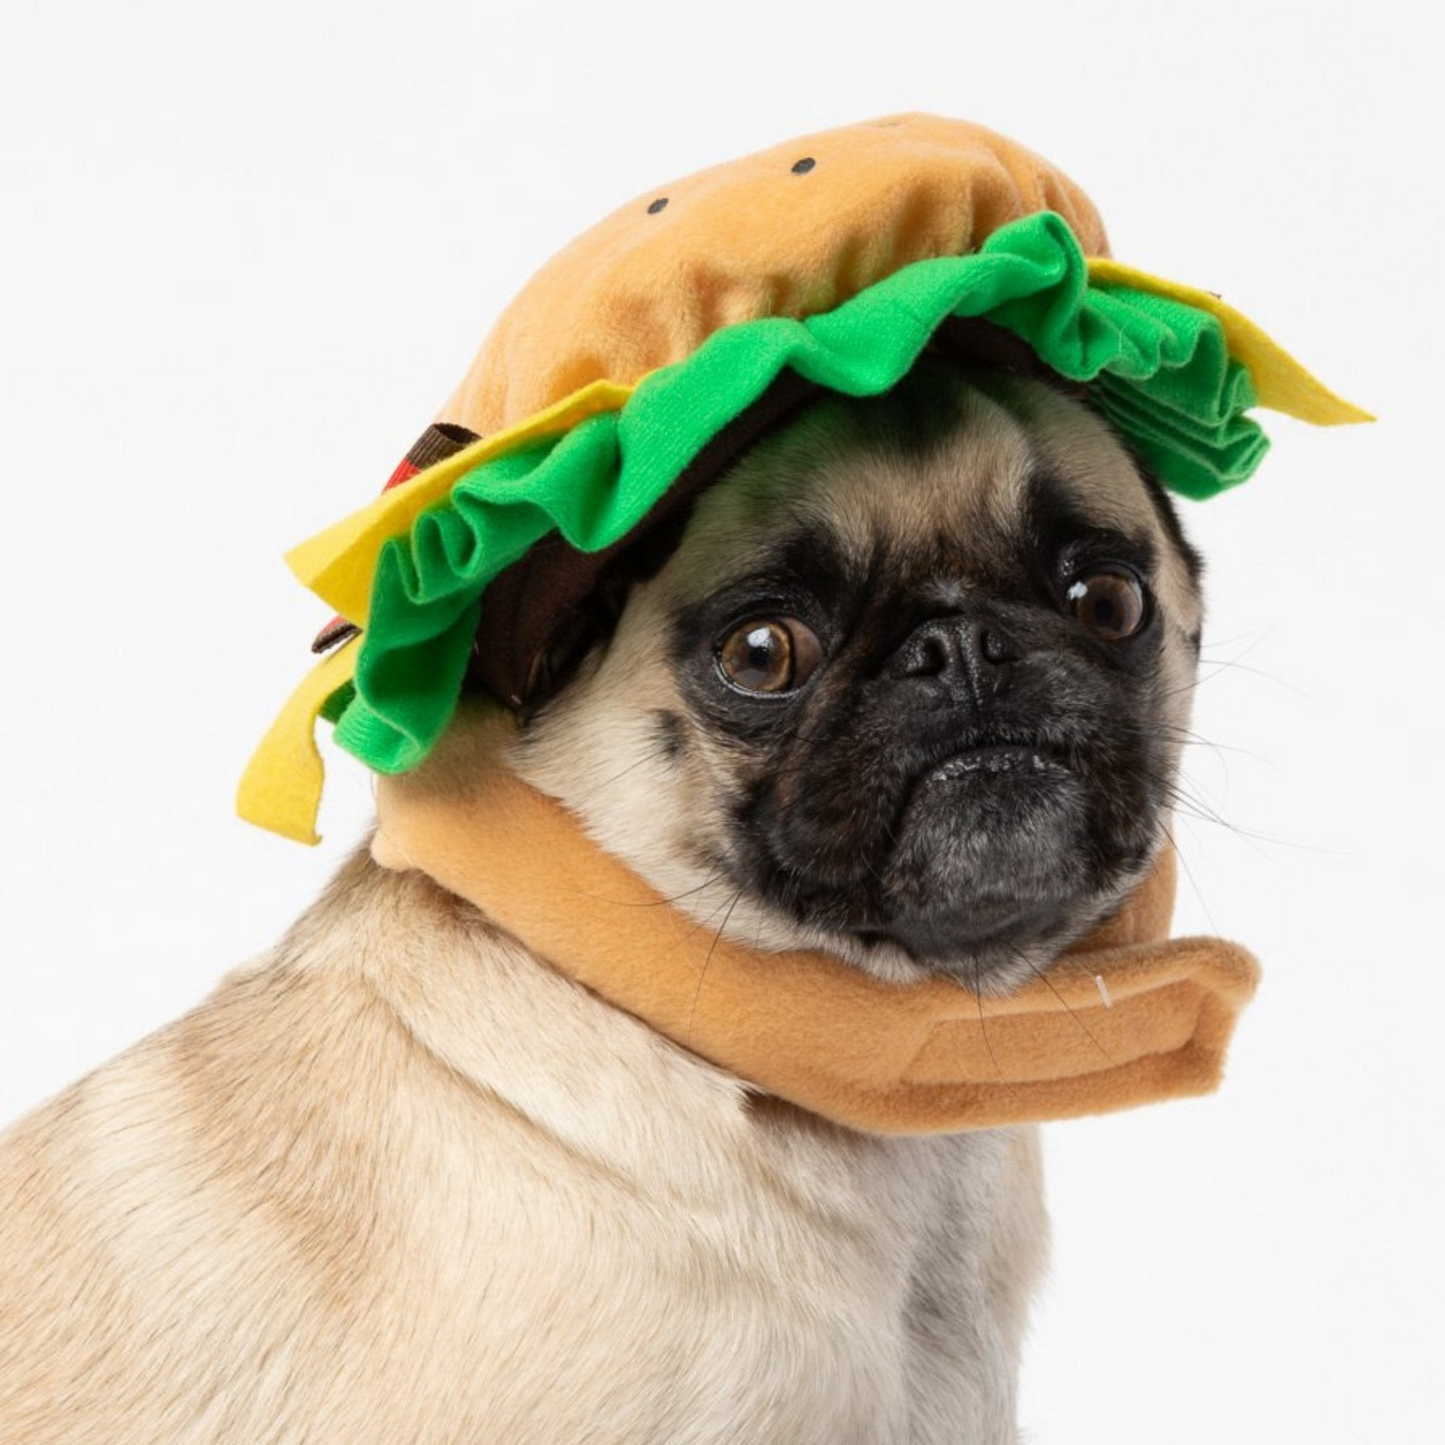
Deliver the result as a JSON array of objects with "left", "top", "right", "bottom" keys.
[{"left": 334, "top": 209, "right": 1264, "bottom": 776}]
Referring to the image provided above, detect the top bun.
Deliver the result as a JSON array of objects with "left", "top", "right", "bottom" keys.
[{"left": 442, "top": 114, "right": 1108, "bottom": 437}]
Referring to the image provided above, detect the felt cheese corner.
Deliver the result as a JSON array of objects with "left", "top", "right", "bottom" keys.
[{"left": 233, "top": 113, "right": 1365, "bottom": 1134}]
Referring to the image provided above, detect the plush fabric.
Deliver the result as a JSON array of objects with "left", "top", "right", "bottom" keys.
[
  {"left": 235, "top": 642, "right": 357, "bottom": 847},
  {"left": 439, "top": 113, "right": 1110, "bottom": 437},
  {"left": 237, "top": 112, "right": 1369, "bottom": 845},
  {"left": 369, "top": 728, "right": 1259, "bottom": 1136}
]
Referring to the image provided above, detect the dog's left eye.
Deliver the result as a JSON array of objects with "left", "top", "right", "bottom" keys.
[
  {"left": 1066, "top": 569, "right": 1147, "bottom": 640},
  {"left": 717, "top": 617, "right": 822, "bottom": 693}
]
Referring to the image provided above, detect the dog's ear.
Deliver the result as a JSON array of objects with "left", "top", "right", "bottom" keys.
[{"left": 482, "top": 505, "right": 697, "bottom": 723}]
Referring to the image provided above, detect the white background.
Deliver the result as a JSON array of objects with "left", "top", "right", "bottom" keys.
[{"left": 1, "top": 2, "right": 1439, "bottom": 1440}]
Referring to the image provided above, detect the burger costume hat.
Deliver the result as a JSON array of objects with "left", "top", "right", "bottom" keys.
[{"left": 238, "top": 114, "right": 1368, "bottom": 1136}]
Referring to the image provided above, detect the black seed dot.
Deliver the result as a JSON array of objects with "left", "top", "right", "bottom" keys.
[
  {"left": 647, "top": 197, "right": 668, "bottom": 214},
  {"left": 790, "top": 157, "right": 816, "bottom": 175}
]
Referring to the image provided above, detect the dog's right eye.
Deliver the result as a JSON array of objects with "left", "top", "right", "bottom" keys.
[{"left": 716, "top": 618, "right": 821, "bottom": 694}]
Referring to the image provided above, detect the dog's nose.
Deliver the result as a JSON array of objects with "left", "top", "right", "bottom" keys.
[{"left": 893, "top": 615, "right": 1025, "bottom": 689}]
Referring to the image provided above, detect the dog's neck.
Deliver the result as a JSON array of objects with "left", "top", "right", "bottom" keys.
[{"left": 365, "top": 730, "right": 1258, "bottom": 1137}]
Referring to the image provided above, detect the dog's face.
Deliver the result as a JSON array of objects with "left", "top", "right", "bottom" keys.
[{"left": 507, "top": 358, "right": 1204, "bottom": 989}]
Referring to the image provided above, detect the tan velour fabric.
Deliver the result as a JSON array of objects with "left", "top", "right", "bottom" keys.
[
  {"left": 370, "top": 742, "right": 1259, "bottom": 1137},
  {"left": 440, "top": 113, "right": 1108, "bottom": 437}
]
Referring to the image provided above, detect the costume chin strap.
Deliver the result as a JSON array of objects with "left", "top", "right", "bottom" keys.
[{"left": 369, "top": 738, "right": 1260, "bottom": 1137}]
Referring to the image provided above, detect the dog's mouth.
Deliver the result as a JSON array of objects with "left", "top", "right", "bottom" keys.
[
  {"left": 895, "top": 741, "right": 1075, "bottom": 829},
  {"left": 740, "top": 719, "right": 1153, "bottom": 974},
  {"left": 928, "top": 743, "right": 1070, "bottom": 777},
  {"left": 918, "top": 741, "right": 1072, "bottom": 789},
  {"left": 859, "top": 738, "right": 1093, "bottom": 961}
]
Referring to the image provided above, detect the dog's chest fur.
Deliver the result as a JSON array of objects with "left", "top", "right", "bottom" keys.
[{"left": 0, "top": 854, "right": 1046, "bottom": 1445}]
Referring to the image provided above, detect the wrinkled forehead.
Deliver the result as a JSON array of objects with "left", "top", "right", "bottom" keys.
[{"left": 657, "top": 367, "right": 1197, "bottom": 610}]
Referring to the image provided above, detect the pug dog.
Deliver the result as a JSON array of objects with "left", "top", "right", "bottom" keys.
[{"left": 0, "top": 352, "right": 1203, "bottom": 1444}]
